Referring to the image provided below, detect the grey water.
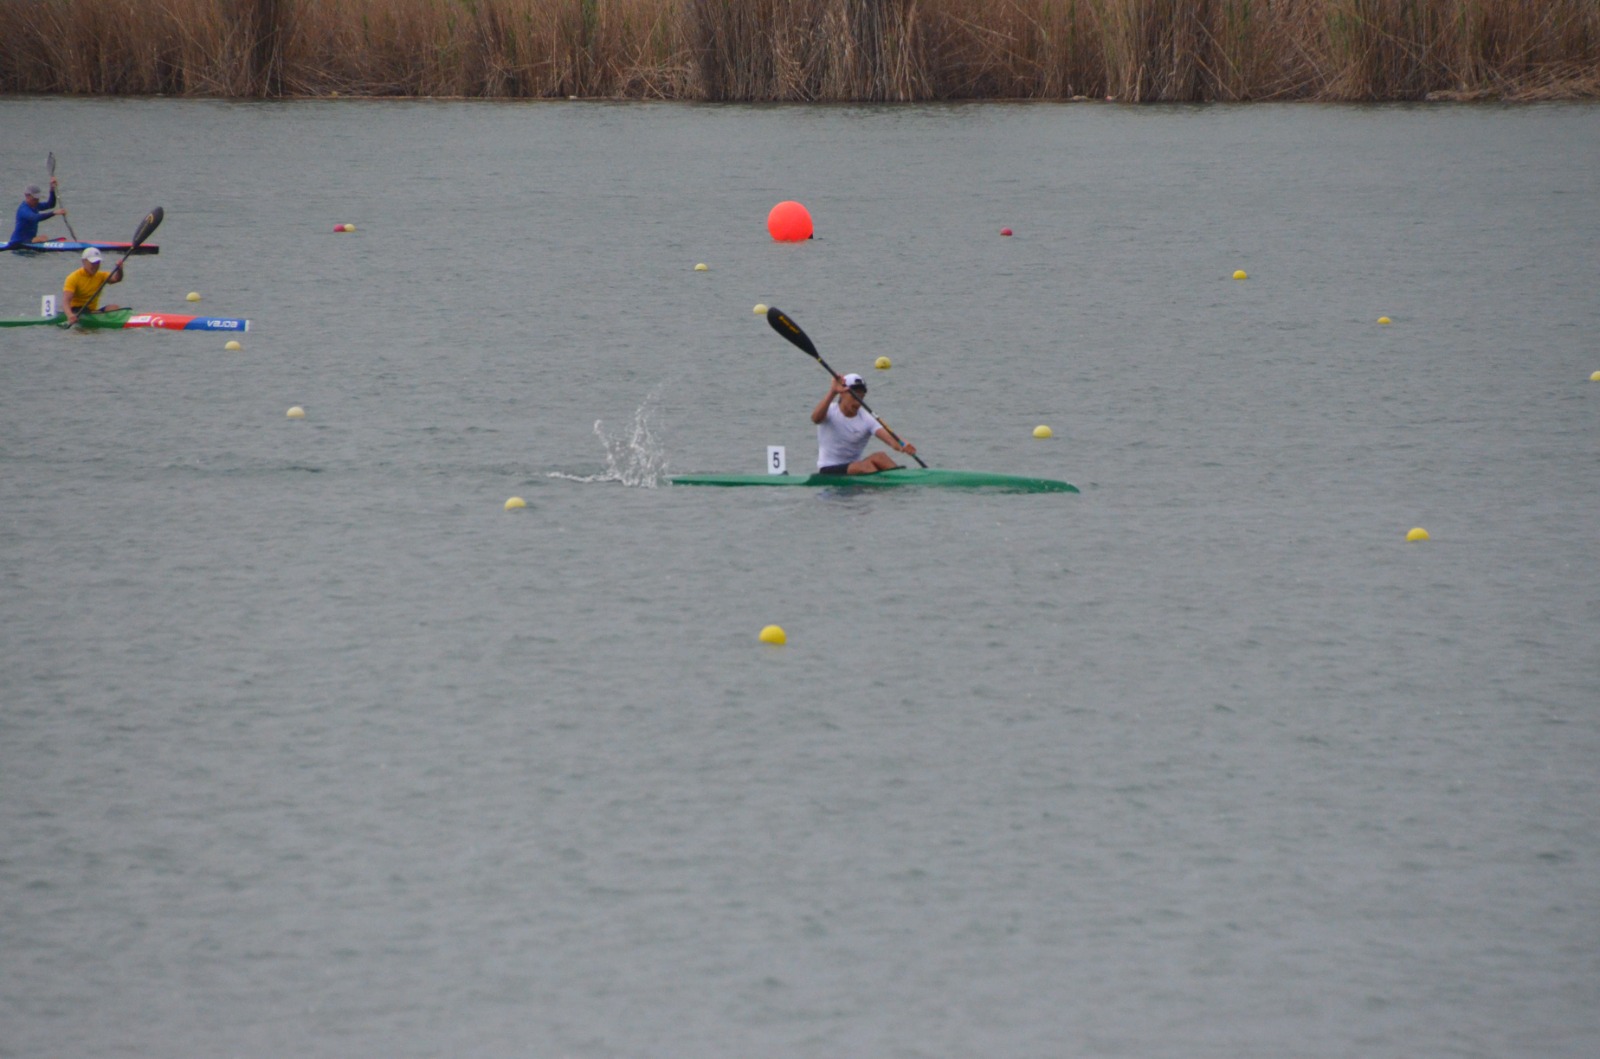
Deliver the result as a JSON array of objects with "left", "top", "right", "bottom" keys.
[{"left": 2, "top": 98, "right": 1598, "bottom": 1058}]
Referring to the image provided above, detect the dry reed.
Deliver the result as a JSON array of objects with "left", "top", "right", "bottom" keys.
[{"left": 1, "top": 0, "right": 1595, "bottom": 101}]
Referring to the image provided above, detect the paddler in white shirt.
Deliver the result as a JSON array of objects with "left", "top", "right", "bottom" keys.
[
  {"left": 62, "top": 246, "right": 124, "bottom": 325},
  {"left": 811, "top": 372, "right": 916, "bottom": 475}
]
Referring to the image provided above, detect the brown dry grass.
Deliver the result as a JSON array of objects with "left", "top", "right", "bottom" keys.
[{"left": 1, "top": 0, "right": 1595, "bottom": 101}]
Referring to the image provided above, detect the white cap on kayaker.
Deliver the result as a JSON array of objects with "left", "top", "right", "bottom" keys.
[
  {"left": 81, "top": 247, "right": 101, "bottom": 263},
  {"left": 24, "top": 184, "right": 42, "bottom": 199},
  {"left": 841, "top": 373, "right": 866, "bottom": 393}
]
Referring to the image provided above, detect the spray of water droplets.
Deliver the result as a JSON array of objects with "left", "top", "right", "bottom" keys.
[{"left": 548, "top": 389, "right": 669, "bottom": 487}]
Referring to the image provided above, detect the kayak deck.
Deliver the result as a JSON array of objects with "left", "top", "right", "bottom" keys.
[
  {"left": 0, "top": 309, "right": 134, "bottom": 329},
  {"left": 670, "top": 468, "right": 1077, "bottom": 493},
  {"left": 3, "top": 239, "right": 159, "bottom": 255}
]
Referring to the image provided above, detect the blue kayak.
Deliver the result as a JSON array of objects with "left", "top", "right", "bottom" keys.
[{"left": 3, "top": 239, "right": 159, "bottom": 255}]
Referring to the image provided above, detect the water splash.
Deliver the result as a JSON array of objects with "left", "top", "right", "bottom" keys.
[{"left": 548, "top": 389, "right": 669, "bottom": 487}]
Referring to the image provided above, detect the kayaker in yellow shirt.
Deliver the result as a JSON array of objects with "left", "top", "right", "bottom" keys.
[{"left": 62, "top": 246, "right": 124, "bottom": 325}]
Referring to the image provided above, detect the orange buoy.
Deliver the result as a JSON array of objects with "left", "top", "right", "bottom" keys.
[{"left": 767, "top": 201, "right": 813, "bottom": 242}]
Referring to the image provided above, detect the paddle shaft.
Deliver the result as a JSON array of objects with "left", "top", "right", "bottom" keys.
[
  {"left": 46, "top": 153, "right": 79, "bottom": 241},
  {"left": 767, "top": 306, "right": 928, "bottom": 467},
  {"left": 74, "top": 207, "right": 162, "bottom": 322}
]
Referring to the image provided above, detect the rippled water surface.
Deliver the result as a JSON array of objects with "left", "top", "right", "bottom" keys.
[{"left": 2, "top": 98, "right": 1598, "bottom": 1058}]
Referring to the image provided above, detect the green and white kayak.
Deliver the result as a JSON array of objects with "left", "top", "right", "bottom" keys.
[{"left": 670, "top": 468, "right": 1077, "bottom": 493}]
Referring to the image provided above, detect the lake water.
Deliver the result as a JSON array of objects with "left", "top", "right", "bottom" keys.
[{"left": 2, "top": 98, "right": 1598, "bottom": 1058}]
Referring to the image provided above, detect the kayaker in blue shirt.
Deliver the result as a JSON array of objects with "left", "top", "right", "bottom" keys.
[
  {"left": 811, "top": 373, "right": 916, "bottom": 474},
  {"left": 6, "top": 180, "right": 67, "bottom": 248}
]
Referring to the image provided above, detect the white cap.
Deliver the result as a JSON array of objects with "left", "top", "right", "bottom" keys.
[
  {"left": 841, "top": 373, "right": 866, "bottom": 392},
  {"left": 81, "top": 247, "right": 101, "bottom": 263}
]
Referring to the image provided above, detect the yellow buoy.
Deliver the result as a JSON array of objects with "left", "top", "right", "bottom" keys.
[
  {"left": 1406, "top": 527, "right": 1429, "bottom": 542},
  {"left": 286, "top": 406, "right": 305, "bottom": 419},
  {"left": 875, "top": 356, "right": 891, "bottom": 370},
  {"left": 1033, "top": 425, "right": 1053, "bottom": 439},
  {"left": 504, "top": 497, "right": 527, "bottom": 511},
  {"left": 754, "top": 303, "right": 768, "bottom": 314},
  {"left": 1378, "top": 316, "right": 1392, "bottom": 325},
  {"left": 343, "top": 222, "right": 356, "bottom": 231},
  {"left": 1591, "top": 371, "right": 1600, "bottom": 382},
  {"left": 186, "top": 291, "right": 201, "bottom": 302},
  {"left": 758, "top": 624, "right": 786, "bottom": 645},
  {"left": 224, "top": 340, "right": 241, "bottom": 351},
  {"left": 1232, "top": 269, "right": 1248, "bottom": 280},
  {"left": 694, "top": 263, "right": 709, "bottom": 271}
]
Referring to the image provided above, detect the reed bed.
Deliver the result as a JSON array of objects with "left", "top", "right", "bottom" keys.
[{"left": 2, "top": 0, "right": 1595, "bottom": 101}]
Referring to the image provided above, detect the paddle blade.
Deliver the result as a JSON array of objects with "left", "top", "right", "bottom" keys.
[
  {"left": 131, "top": 207, "right": 163, "bottom": 248},
  {"left": 47, "top": 151, "right": 56, "bottom": 177},
  {"left": 767, "top": 306, "right": 820, "bottom": 360}
]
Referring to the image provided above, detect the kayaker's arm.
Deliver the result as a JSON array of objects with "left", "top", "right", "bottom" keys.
[
  {"left": 47, "top": 179, "right": 67, "bottom": 227},
  {"left": 874, "top": 426, "right": 915, "bottom": 457},
  {"left": 33, "top": 187, "right": 63, "bottom": 229},
  {"left": 811, "top": 377, "right": 846, "bottom": 424}
]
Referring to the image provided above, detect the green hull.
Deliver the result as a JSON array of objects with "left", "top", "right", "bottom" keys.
[
  {"left": 670, "top": 468, "right": 1078, "bottom": 493},
  {"left": 0, "top": 309, "right": 133, "bottom": 329}
]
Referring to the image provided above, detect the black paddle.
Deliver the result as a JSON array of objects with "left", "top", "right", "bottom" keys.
[
  {"left": 767, "top": 306, "right": 928, "bottom": 467},
  {"left": 71, "top": 207, "right": 161, "bottom": 324},
  {"left": 46, "top": 152, "right": 80, "bottom": 242}
]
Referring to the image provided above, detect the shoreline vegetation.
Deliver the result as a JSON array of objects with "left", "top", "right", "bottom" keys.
[{"left": 2, "top": 0, "right": 1596, "bottom": 103}]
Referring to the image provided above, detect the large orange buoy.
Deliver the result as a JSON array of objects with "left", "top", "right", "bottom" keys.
[{"left": 767, "top": 201, "right": 813, "bottom": 242}]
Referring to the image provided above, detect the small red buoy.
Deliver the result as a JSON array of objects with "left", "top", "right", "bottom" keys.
[
  {"left": 334, "top": 224, "right": 346, "bottom": 232},
  {"left": 767, "top": 201, "right": 813, "bottom": 242},
  {"left": 1000, "top": 228, "right": 1013, "bottom": 236}
]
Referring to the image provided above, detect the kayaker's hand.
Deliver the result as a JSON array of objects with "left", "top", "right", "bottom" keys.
[{"left": 902, "top": 442, "right": 917, "bottom": 455}]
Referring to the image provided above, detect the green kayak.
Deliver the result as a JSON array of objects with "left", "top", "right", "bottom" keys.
[
  {"left": 0, "top": 309, "right": 133, "bottom": 329},
  {"left": 670, "top": 468, "right": 1077, "bottom": 493}
]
